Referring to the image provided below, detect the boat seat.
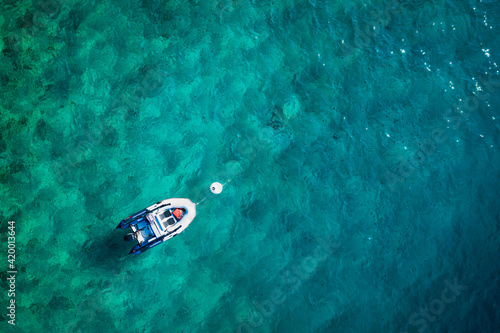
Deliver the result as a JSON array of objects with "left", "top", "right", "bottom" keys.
[
  {"left": 159, "top": 210, "right": 177, "bottom": 228},
  {"left": 163, "top": 217, "right": 176, "bottom": 229},
  {"left": 160, "top": 209, "right": 172, "bottom": 220}
]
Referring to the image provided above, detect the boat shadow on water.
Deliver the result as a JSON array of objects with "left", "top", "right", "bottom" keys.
[{"left": 81, "top": 231, "right": 133, "bottom": 269}]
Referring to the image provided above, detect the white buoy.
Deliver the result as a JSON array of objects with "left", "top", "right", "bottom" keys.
[{"left": 210, "top": 182, "right": 223, "bottom": 194}]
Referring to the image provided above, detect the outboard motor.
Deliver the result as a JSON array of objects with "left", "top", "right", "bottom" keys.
[{"left": 124, "top": 233, "right": 136, "bottom": 242}]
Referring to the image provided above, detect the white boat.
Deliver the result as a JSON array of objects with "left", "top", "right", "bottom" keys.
[{"left": 116, "top": 198, "right": 196, "bottom": 255}]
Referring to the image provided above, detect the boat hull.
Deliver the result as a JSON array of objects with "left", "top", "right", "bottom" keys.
[{"left": 117, "top": 198, "right": 196, "bottom": 255}]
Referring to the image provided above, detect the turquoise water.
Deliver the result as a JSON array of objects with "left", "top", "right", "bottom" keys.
[{"left": 1, "top": 0, "right": 499, "bottom": 332}]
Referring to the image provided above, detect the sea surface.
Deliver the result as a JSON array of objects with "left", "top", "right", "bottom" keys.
[{"left": 1, "top": 0, "right": 499, "bottom": 332}]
